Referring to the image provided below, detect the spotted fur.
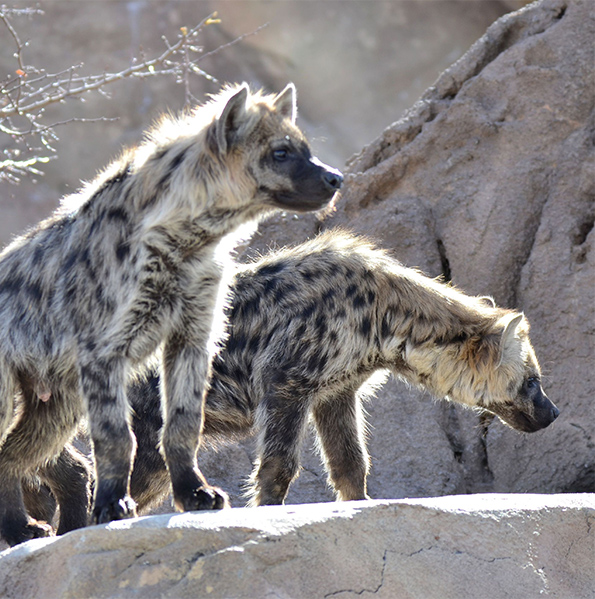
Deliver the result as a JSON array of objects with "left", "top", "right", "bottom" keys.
[
  {"left": 26, "top": 230, "right": 559, "bottom": 523},
  {"left": 0, "top": 84, "right": 342, "bottom": 546},
  {"left": 127, "top": 230, "right": 559, "bottom": 509}
]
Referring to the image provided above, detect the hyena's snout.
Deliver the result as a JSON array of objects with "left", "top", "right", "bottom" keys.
[
  {"left": 286, "top": 156, "right": 343, "bottom": 212},
  {"left": 492, "top": 388, "right": 560, "bottom": 433},
  {"left": 532, "top": 393, "right": 560, "bottom": 430},
  {"left": 320, "top": 162, "right": 343, "bottom": 193}
]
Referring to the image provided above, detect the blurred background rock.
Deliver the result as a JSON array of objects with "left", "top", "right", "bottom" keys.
[{"left": 0, "top": 0, "right": 520, "bottom": 245}]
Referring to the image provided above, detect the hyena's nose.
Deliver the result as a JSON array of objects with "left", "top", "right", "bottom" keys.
[
  {"left": 551, "top": 405, "right": 560, "bottom": 421},
  {"left": 323, "top": 168, "right": 343, "bottom": 192}
]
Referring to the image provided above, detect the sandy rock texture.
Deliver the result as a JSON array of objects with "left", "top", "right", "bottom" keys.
[
  {"left": 214, "top": 0, "right": 593, "bottom": 506},
  {"left": 0, "top": 494, "right": 593, "bottom": 599},
  {"left": 0, "top": 0, "right": 509, "bottom": 246}
]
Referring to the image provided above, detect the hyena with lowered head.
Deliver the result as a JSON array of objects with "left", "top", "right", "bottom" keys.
[
  {"left": 0, "top": 83, "right": 343, "bottom": 546},
  {"left": 29, "top": 230, "right": 558, "bottom": 518}
]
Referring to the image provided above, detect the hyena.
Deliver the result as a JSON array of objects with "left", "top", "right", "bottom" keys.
[
  {"left": 0, "top": 83, "right": 343, "bottom": 546},
  {"left": 22, "top": 230, "right": 558, "bottom": 522}
]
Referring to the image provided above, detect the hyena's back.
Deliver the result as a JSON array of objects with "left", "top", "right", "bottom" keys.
[{"left": 131, "top": 229, "right": 558, "bottom": 509}]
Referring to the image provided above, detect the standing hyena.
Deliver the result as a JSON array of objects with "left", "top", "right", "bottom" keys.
[
  {"left": 25, "top": 230, "right": 559, "bottom": 520},
  {"left": 0, "top": 83, "right": 343, "bottom": 546}
]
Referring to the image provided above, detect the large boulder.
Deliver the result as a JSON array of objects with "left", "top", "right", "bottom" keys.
[
  {"left": 214, "top": 0, "right": 593, "bottom": 504},
  {"left": 0, "top": 495, "right": 593, "bottom": 599}
]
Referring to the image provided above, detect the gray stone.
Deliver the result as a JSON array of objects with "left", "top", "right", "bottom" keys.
[
  {"left": 0, "top": 494, "right": 593, "bottom": 599},
  {"left": 246, "top": 0, "right": 595, "bottom": 501}
]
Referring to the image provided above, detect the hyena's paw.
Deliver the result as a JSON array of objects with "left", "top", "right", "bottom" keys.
[
  {"left": 175, "top": 485, "right": 229, "bottom": 512},
  {"left": 2, "top": 517, "right": 54, "bottom": 547},
  {"left": 92, "top": 495, "right": 137, "bottom": 525}
]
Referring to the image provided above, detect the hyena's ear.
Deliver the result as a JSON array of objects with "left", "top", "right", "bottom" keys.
[
  {"left": 216, "top": 85, "right": 249, "bottom": 155},
  {"left": 497, "top": 313, "right": 524, "bottom": 368},
  {"left": 273, "top": 83, "right": 297, "bottom": 123},
  {"left": 479, "top": 295, "right": 496, "bottom": 308}
]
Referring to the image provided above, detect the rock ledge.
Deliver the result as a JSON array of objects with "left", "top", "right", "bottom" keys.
[{"left": 0, "top": 494, "right": 593, "bottom": 599}]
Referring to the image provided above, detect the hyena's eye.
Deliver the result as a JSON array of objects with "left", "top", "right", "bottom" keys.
[
  {"left": 272, "top": 148, "right": 290, "bottom": 162},
  {"left": 526, "top": 376, "right": 539, "bottom": 388}
]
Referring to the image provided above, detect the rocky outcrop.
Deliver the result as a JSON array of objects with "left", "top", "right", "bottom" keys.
[
  {"left": 223, "top": 0, "right": 594, "bottom": 504},
  {"left": 0, "top": 494, "right": 593, "bottom": 599}
]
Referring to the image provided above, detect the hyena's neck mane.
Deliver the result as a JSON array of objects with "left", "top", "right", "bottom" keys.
[
  {"left": 377, "top": 258, "right": 513, "bottom": 402},
  {"left": 59, "top": 87, "right": 262, "bottom": 232}
]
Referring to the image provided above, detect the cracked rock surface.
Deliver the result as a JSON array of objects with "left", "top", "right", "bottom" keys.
[{"left": 1, "top": 495, "right": 593, "bottom": 599}]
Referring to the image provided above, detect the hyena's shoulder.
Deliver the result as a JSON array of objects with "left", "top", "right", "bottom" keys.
[{"left": 213, "top": 231, "right": 396, "bottom": 390}]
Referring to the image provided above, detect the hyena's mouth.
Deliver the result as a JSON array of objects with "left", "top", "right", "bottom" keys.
[
  {"left": 491, "top": 403, "right": 560, "bottom": 433},
  {"left": 269, "top": 187, "right": 341, "bottom": 213}
]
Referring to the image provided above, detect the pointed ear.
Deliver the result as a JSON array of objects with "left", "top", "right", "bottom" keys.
[
  {"left": 273, "top": 83, "right": 297, "bottom": 123},
  {"left": 498, "top": 313, "right": 524, "bottom": 368},
  {"left": 216, "top": 85, "right": 249, "bottom": 155}
]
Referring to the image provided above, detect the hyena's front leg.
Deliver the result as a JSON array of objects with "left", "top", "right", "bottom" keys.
[
  {"left": 161, "top": 342, "right": 228, "bottom": 512},
  {"left": 80, "top": 357, "right": 137, "bottom": 524},
  {"left": 312, "top": 389, "right": 370, "bottom": 501},
  {"left": 249, "top": 391, "right": 311, "bottom": 506}
]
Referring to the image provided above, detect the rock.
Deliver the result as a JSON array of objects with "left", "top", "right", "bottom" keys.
[
  {"left": 235, "top": 0, "right": 594, "bottom": 501},
  {"left": 0, "top": 1, "right": 509, "bottom": 247},
  {"left": 0, "top": 494, "right": 593, "bottom": 599}
]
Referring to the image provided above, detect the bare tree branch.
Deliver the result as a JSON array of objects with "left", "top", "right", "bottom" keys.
[{"left": 0, "top": 8, "right": 265, "bottom": 183}]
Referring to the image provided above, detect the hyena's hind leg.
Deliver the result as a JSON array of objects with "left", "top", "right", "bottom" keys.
[
  {"left": 128, "top": 376, "right": 171, "bottom": 513},
  {"left": 22, "top": 476, "right": 58, "bottom": 525},
  {"left": 312, "top": 389, "right": 370, "bottom": 501},
  {"left": 248, "top": 389, "right": 311, "bottom": 506},
  {"left": 0, "top": 385, "right": 83, "bottom": 546},
  {"left": 0, "top": 366, "right": 17, "bottom": 444},
  {"left": 39, "top": 443, "right": 92, "bottom": 535}
]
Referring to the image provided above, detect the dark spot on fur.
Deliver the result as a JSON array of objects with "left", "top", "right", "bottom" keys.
[
  {"left": 238, "top": 294, "right": 261, "bottom": 318},
  {"left": 0, "top": 276, "right": 25, "bottom": 297},
  {"left": 61, "top": 251, "right": 78, "bottom": 274},
  {"left": 156, "top": 148, "right": 188, "bottom": 190},
  {"left": 259, "top": 261, "right": 287, "bottom": 277},
  {"left": 26, "top": 283, "right": 43, "bottom": 303},
  {"left": 106, "top": 207, "right": 129, "bottom": 223},
  {"left": 274, "top": 283, "right": 297, "bottom": 303},
  {"left": 360, "top": 317, "right": 372, "bottom": 337},
  {"left": 32, "top": 245, "right": 44, "bottom": 266},
  {"left": 322, "top": 288, "right": 337, "bottom": 304},
  {"left": 301, "top": 303, "right": 317, "bottom": 319},
  {"left": 264, "top": 277, "right": 280, "bottom": 295},
  {"left": 346, "top": 283, "right": 358, "bottom": 298},
  {"left": 301, "top": 269, "right": 324, "bottom": 281},
  {"left": 248, "top": 335, "right": 260, "bottom": 355},
  {"left": 227, "top": 334, "right": 247, "bottom": 354},
  {"left": 353, "top": 294, "right": 367, "bottom": 309},
  {"left": 116, "top": 240, "right": 130, "bottom": 263},
  {"left": 307, "top": 352, "right": 328, "bottom": 374}
]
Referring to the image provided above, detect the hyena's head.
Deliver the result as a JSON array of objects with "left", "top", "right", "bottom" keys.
[
  {"left": 458, "top": 313, "right": 560, "bottom": 433},
  {"left": 208, "top": 83, "right": 343, "bottom": 214}
]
